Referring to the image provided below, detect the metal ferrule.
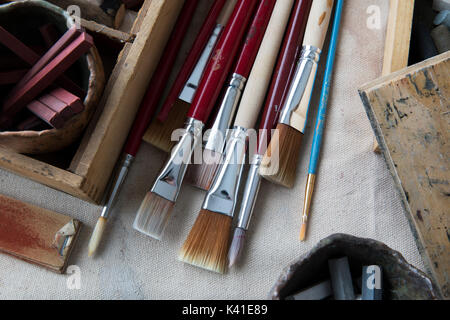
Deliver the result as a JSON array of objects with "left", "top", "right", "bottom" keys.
[
  {"left": 237, "top": 154, "right": 263, "bottom": 230},
  {"left": 279, "top": 45, "right": 321, "bottom": 132},
  {"left": 179, "top": 25, "right": 223, "bottom": 103},
  {"left": 202, "top": 126, "right": 247, "bottom": 216},
  {"left": 151, "top": 118, "right": 204, "bottom": 202},
  {"left": 301, "top": 173, "right": 316, "bottom": 224},
  {"left": 101, "top": 153, "right": 134, "bottom": 218},
  {"left": 204, "top": 73, "right": 246, "bottom": 153}
]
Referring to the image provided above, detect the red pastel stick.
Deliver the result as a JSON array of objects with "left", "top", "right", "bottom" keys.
[
  {"left": 50, "top": 87, "right": 84, "bottom": 114},
  {"left": 2, "top": 32, "right": 93, "bottom": 123},
  {"left": 156, "top": 0, "right": 228, "bottom": 122},
  {"left": 257, "top": 0, "right": 313, "bottom": 155},
  {"left": 187, "top": 0, "right": 258, "bottom": 123},
  {"left": 0, "top": 69, "right": 28, "bottom": 85},
  {"left": 15, "top": 26, "right": 81, "bottom": 90},
  {"left": 38, "top": 94, "right": 73, "bottom": 121},
  {"left": 124, "top": 0, "right": 200, "bottom": 156},
  {"left": 0, "top": 26, "right": 85, "bottom": 98},
  {"left": 26, "top": 100, "right": 65, "bottom": 129}
]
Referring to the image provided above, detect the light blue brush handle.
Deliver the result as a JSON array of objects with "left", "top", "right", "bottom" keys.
[{"left": 308, "top": 0, "right": 344, "bottom": 175}]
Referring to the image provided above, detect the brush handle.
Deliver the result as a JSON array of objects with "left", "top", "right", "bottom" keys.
[
  {"left": 234, "top": 0, "right": 295, "bottom": 129},
  {"left": 302, "top": 0, "right": 334, "bottom": 49},
  {"left": 124, "top": 0, "right": 199, "bottom": 156},
  {"left": 216, "top": 0, "right": 238, "bottom": 26},
  {"left": 257, "top": 0, "right": 313, "bottom": 155},
  {"left": 156, "top": 0, "right": 228, "bottom": 122},
  {"left": 234, "top": 0, "right": 276, "bottom": 78},
  {"left": 188, "top": 0, "right": 258, "bottom": 123},
  {"left": 308, "top": 0, "right": 343, "bottom": 175}
]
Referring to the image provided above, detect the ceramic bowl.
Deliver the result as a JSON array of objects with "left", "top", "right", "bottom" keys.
[
  {"left": 0, "top": 0, "right": 105, "bottom": 154},
  {"left": 269, "top": 234, "right": 439, "bottom": 300}
]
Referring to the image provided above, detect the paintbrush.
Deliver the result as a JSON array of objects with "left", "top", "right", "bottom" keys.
[
  {"left": 87, "top": 0, "right": 199, "bottom": 257},
  {"left": 259, "top": 0, "right": 335, "bottom": 188},
  {"left": 299, "top": 0, "right": 343, "bottom": 242},
  {"left": 228, "top": 0, "right": 313, "bottom": 268},
  {"left": 179, "top": 0, "right": 295, "bottom": 274},
  {"left": 185, "top": 0, "right": 276, "bottom": 191},
  {"left": 133, "top": 0, "right": 258, "bottom": 241},
  {"left": 143, "top": 0, "right": 237, "bottom": 153}
]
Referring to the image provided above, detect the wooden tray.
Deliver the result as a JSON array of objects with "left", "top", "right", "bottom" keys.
[
  {"left": 359, "top": 51, "right": 450, "bottom": 300},
  {"left": 0, "top": 0, "right": 184, "bottom": 203}
]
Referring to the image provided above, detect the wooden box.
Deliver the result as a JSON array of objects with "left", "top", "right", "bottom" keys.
[{"left": 0, "top": 0, "right": 184, "bottom": 203}]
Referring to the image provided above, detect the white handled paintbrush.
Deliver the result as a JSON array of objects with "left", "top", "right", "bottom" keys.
[
  {"left": 259, "top": 0, "right": 335, "bottom": 188},
  {"left": 179, "top": 0, "right": 295, "bottom": 274}
]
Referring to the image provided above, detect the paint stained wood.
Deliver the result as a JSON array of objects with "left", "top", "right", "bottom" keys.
[
  {"left": 359, "top": 51, "right": 450, "bottom": 299},
  {"left": 0, "top": 194, "right": 81, "bottom": 273}
]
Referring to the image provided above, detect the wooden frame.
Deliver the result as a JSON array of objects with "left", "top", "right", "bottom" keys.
[
  {"left": 373, "top": 0, "right": 415, "bottom": 153},
  {"left": 0, "top": 0, "right": 184, "bottom": 203}
]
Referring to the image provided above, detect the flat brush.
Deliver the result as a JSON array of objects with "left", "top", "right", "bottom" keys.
[
  {"left": 179, "top": 0, "right": 295, "bottom": 274},
  {"left": 87, "top": 0, "right": 199, "bottom": 257},
  {"left": 185, "top": 0, "right": 276, "bottom": 191},
  {"left": 133, "top": 0, "right": 258, "bottom": 241},
  {"left": 143, "top": 0, "right": 237, "bottom": 153},
  {"left": 259, "top": 0, "right": 335, "bottom": 188},
  {"left": 228, "top": 0, "right": 313, "bottom": 268},
  {"left": 300, "top": 0, "right": 343, "bottom": 242}
]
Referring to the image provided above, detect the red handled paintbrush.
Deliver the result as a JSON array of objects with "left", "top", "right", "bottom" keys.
[
  {"left": 259, "top": 0, "right": 335, "bottom": 188},
  {"left": 87, "top": 0, "right": 200, "bottom": 257},
  {"left": 228, "top": 0, "right": 313, "bottom": 267},
  {"left": 185, "top": 0, "right": 276, "bottom": 191},
  {"left": 179, "top": 0, "right": 296, "bottom": 274},
  {"left": 133, "top": 0, "right": 259, "bottom": 241},
  {"left": 143, "top": 0, "right": 237, "bottom": 153}
]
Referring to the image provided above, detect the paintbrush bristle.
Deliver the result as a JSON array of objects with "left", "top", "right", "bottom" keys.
[
  {"left": 179, "top": 209, "right": 232, "bottom": 274},
  {"left": 185, "top": 148, "right": 222, "bottom": 190},
  {"left": 133, "top": 191, "right": 174, "bottom": 240},
  {"left": 228, "top": 227, "right": 246, "bottom": 268},
  {"left": 142, "top": 99, "right": 191, "bottom": 153},
  {"left": 88, "top": 217, "right": 107, "bottom": 257},
  {"left": 259, "top": 123, "right": 303, "bottom": 188}
]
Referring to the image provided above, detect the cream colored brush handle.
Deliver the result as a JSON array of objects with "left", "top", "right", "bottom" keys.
[
  {"left": 217, "top": 0, "right": 238, "bottom": 26},
  {"left": 234, "top": 0, "right": 295, "bottom": 129},
  {"left": 302, "top": 0, "right": 335, "bottom": 49}
]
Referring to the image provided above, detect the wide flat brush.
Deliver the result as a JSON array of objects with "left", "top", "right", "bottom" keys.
[
  {"left": 259, "top": 0, "right": 335, "bottom": 188},
  {"left": 228, "top": 0, "right": 313, "bottom": 268},
  {"left": 143, "top": 0, "right": 237, "bottom": 153},
  {"left": 133, "top": 0, "right": 258, "bottom": 241},
  {"left": 185, "top": 0, "right": 276, "bottom": 191},
  {"left": 87, "top": 0, "right": 199, "bottom": 257},
  {"left": 179, "top": 0, "right": 295, "bottom": 274},
  {"left": 300, "top": 0, "right": 343, "bottom": 242}
]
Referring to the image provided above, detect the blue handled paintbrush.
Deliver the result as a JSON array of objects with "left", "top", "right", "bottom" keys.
[{"left": 299, "top": 0, "right": 344, "bottom": 241}]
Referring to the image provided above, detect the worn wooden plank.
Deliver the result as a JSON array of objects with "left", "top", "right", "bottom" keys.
[
  {"left": 0, "top": 194, "right": 81, "bottom": 273},
  {"left": 359, "top": 51, "right": 450, "bottom": 299},
  {"left": 373, "top": 0, "right": 415, "bottom": 153}
]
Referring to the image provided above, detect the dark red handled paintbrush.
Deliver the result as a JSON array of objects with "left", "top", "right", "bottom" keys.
[
  {"left": 185, "top": 0, "right": 276, "bottom": 191},
  {"left": 133, "top": 0, "right": 259, "bottom": 241},
  {"left": 142, "top": 0, "right": 237, "bottom": 153},
  {"left": 228, "top": 0, "right": 314, "bottom": 267},
  {"left": 87, "top": 0, "right": 200, "bottom": 257},
  {"left": 259, "top": 0, "right": 335, "bottom": 188}
]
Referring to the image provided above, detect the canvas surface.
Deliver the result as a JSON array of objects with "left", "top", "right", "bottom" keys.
[{"left": 0, "top": 0, "right": 426, "bottom": 299}]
